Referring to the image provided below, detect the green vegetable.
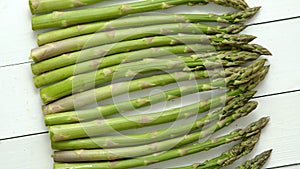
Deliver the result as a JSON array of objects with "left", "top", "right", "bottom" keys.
[
  {"left": 44, "top": 64, "right": 253, "bottom": 126},
  {"left": 37, "top": 7, "right": 260, "bottom": 45},
  {"left": 49, "top": 62, "right": 269, "bottom": 142},
  {"left": 170, "top": 133, "right": 261, "bottom": 169},
  {"left": 32, "top": 34, "right": 256, "bottom": 74},
  {"left": 51, "top": 90, "right": 256, "bottom": 149},
  {"left": 32, "top": 0, "right": 249, "bottom": 30},
  {"left": 39, "top": 50, "right": 261, "bottom": 102},
  {"left": 42, "top": 59, "right": 268, "bottom": 114},
  {"left": 31, "top": 23, "right": 245, "bottom": 62},
  {"left": 53, "top": 101, "right": 258, "bottom": 162},
  {"left": 53, "top": 117, "right": 269, "bottom": 169},
  {"left": 29, "top": 0, "right": 106, "bottom": 14},
  {"left": 235, "top": 150, "right": 272, "bottom": 169}
]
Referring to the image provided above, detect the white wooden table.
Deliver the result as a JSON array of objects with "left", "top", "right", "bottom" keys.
[{"left": 1, "top": 0, "right": 300, "bottom": 168}]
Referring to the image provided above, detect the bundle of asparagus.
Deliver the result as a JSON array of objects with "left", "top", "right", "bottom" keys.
[{"left": 29, "top": 0, "right": 272, "bottom": 168}]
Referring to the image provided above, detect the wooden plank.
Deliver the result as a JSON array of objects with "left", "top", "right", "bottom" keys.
[
  {"left": 241, "top": 18, "right": 300, "bottom": 97},
  {"left": 0, "top": 64, "right": 47, "bottom": 139},
  {"left": 0, "top": 134, "right": 53, "bottom": 169},
  {"left": 0, "top": 0, "right": 35, "bottom": 66},
  {"left": 135, "top": 91, "right": 300, "bottom": 169},
  {"left": 271, "top": 165, "right": 300, "bottom": 169},
  {"left": 1, "top": 18, "right": 300, "bottom": 138},
  {"left": 1, "top": 0, "right": 300, "bottom": 66},
  {"left": 1, "top": 92, "right": 300, "bottom": 169}
]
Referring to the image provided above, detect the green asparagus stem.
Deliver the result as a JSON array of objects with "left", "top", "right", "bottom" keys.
[
  {"left": 48, "top": 63, "right": 269, "bottom": 142},
  {"left": 53, "top": 117, "right": 269, "bottom": 169},
  {"left": 53, "top": 101, "right": 257, "bottom": 162},
  {"left": 42, "top": 71, "right": 215, "bottom": 114},
  {"left": 39, "top": 51, "right": 261, "bottom": 102},
  {"left": 37, "top": 7, "right": 260, "bottom": 45},
  {"left": 51, "top": 90, "right": 256, "bottom": 149},
  {"left": 32, "top": 34, "right": 256, "bottom": 74},
  {"left": 32, "top": 0, "right": 249, "bottom": 30},
  {"left": 42, "top": 58, "right": 268, "bottom": 114},
  {"left": 29, "top": 0, "right": 105, "bottom": 14},
  {"left": 34, "top": 46, "right": 258, "bottom": 88},
  {"left": 236, "top": 150, "right": 272, "bottom": 169},
  {"left": 31, "top": 23, "right": 245, "bottom": 62},
  {"left": 44, "top": 64, "right": 257, "bottom": 126},
  {"left": 170, "top": 133, "right": 261, "bottom": 169}
]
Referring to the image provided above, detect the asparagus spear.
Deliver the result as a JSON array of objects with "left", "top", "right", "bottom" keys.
[
  {"left": 39, "top": 51, "right": 260, "bottom": 101},
  {"left": 48, "top": 64, "right": 268, "bottom": 142},
  {"left": 32, "top": 0, "right": 249, "bottom": 30},
  {"left": 53, "top": 101, "right": 257, "bottom": 162},
  {"left": 37, "top": 7, "right": 260, "bottom": 45},
  {"left": 31, "top": 23, "right": 245, "bottom": 62},
  {"left": 236, "top": 150, "right": 272, "bottom": 169},
  {"left": 53, "top": 117, "right": 269, "bottom": 169},
  {"left": 32, "top": 34, "right": 256, "bottom": 73},
  {"left": 33, "top": 43, "right": 270, "bottom": 88},
  {"left": 42, "top": 58, "right": 267, "bottom": 114},
  {"left": 44, "top": 64, "right": 255, "bottom": 126},
  {"left": 42, "top": 70, "right": 216, "bottom": 114},
  {"left": 51, "top": 90, "right": 255, "bottom": 149},
  {"left": 29, "top": 0, "right": 106, "bottom": 14},
  {"left": 170, "top": 133, "right": 261, "bottom": 169}
]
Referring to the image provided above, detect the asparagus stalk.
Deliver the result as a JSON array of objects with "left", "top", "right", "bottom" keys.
[
  {"left": 39, "top": 51, "right": 261, "bottom": 101},
  {"left": 170, "top": 133, "right": 261, "bottom": 169},
  {"left": 236, "top": 150, "right": 272, "bottom": 169},
  {"left": 44, "top": 65, "right": 255, "bottom": 126},
  {"left": 48, "top": 63, "right": 268, "bottom": 142},
  {"left": 29, "top": 0, "right": 106, "bottom": 14},
  {"left": 51, "top": 90, "right": 255, "bottom": 149},
  {"left": 32, "top": 34, "right": 256, "bottom": 74},
  {"left": 35, "top": 47, "right": 259, "bottom": 88},
  {"left": 53, "top": 101, "right": 258, "bottom": 162},
  {"left": 32, "top": 34, "right": 256, "bottom": 75},
  {"left": 53, "top": 117, "right": 269, "bottom": 169},
  {"left": 32, "top": 0, "right": 249, "bottom": 30},
  {"left": 31, "top": 23, "right": 245, "bottom": 62},
  {"left": 37, "top": 7, "right": 260, "bottom": 45},
  {"left": 42, "top": 70, "right": 217, "bottom": 114},
  {"left": 42, "top": 58, "right": 267, "bottom": 114}
]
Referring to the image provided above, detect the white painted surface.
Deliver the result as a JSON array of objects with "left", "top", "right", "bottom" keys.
[
  {"left": 1, "top": 18, "right": 300, "bottom": 139},
  {"left": 0, "top": 0, "right": 300, "bottom": 168},
  {"left": 1, "top": 0, "right": 300, "bottom": 66},
  {"left": 1, "top": 92, "right": 300, "bottom": 169}
]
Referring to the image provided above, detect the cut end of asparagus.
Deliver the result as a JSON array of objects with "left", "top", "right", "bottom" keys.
[
  {"left": 29, "top": 54, "right": 39, "bottom": 63},
  {"left": 29, "top": 0, "right": 38, "bottom": 15},
  {"left": 30, "top": 48, "right": 40, "bottom": 62}
]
